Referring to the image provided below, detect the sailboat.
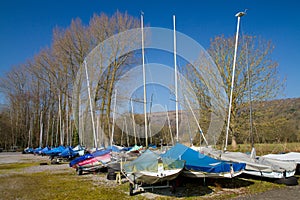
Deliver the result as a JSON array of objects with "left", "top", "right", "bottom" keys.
[
  {"left": 200, "top": 146, "right": 296, "bottom": 179},
  {"left": 122, "top": 15, "right": 186, "bottom": 195},
  {"left": 202, "top": 11, "right": 297, "bottom": 181},
  {"left": 71, "top": 148, "right": 112, "bottom": 175},
  {"left": 262, "top": 152, "right": 300, "bottom": 173},
  {"left": 124, "top": 149, "right": 185, "bottom": 184},
  {"left": 162, "top": 143, "right": 245, "bottom": 178}
]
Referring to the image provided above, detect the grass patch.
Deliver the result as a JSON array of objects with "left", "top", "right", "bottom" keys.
[
  {"left": 0, "top": 166, "right": 292, "bottom": 200},
  {"left": 0, "top": 171, "right": 135, "bottom": 200},
  {"left": 0, "top": 162, "right": 40, "bottom": 173}
]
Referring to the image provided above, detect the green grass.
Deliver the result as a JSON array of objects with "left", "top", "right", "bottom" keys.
[
  {"left": 1, "top": 165, "right": 288, "bottom": 200},
  {"left": 0, "top": 171, "right": 136, "bottom": 200},
  {"left": 0, "top": 162, "right": 40, "bottom": 174}
]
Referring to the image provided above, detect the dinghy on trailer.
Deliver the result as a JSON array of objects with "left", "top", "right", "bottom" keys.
[
  {"left": 74, "top": 149, "right": 111, "bottom": 175},
  {"left": 262, "top": 152, "right": 300, "bottom": 165},
  {"left": 200, "top": 146, "right": 297, "bottom": 179},
  {"left": 162, "top": 143, "right": 246, "bottom": 178},
  {"left": 123, "top": 149, "right": 185, "bottom": 185}
]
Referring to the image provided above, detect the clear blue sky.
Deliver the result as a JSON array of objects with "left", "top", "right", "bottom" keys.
[{"left": 0, "top": 0, "right": 299, "bottom": 99}]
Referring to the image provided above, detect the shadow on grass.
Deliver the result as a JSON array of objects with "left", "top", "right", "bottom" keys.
[
  {"left": 134, "top": 175, "right": 254, "bottom": 198},
  {"left": 239, "top": 173, "right": 299, "bottom": 186}
]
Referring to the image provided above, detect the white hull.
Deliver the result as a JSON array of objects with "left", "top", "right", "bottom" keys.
[
  {"left": 182, "top": 169, "right": 243, "bottom": 178},
  {"left": 243, "top": 169, "right": 295, "bottom": 179},
  {"left": 127, "top": 168, "right": 183, "bottom": 185}
]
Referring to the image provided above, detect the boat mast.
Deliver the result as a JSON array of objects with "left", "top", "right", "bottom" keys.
[
  {"left": 84, "top": 60, "right": 97, "bottom": 149},
  {"left": 173, "top": 15, "right": 179, "bottom": 143},
  {"left": 165, "top": 106, "right": 174, "bottom": 146},
  {"left": 130, "top": 98, "right": 137, "bottom": 145},
  {"left": 110, "top": 90, "right": 117, "bottom": 147},
  {"left": 149, "top": 94, "right": 153, "bottom": 144},
  {"left": 224, "top": 11, "right": 246, "bottom": 151},
  {"left": 39, "top": 111, "right": 43, "bottom": 148},
  {"left": 141, "top": 13, "right": 148, "bottom": 148}
]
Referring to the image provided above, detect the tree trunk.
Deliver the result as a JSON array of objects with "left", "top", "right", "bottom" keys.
[{"left": 231, "top": 136, "right": 237, "bottom": 150}]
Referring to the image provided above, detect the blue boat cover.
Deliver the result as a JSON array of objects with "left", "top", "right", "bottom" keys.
[
  {"left": 23, "top": 147, "right": 34, "bottom": 154},
  {"left": 59, "top": 146, "right": 78, "bottom": 158},
  {"left": 33, "top": 147, "right": 43, "bottom": 154},
  {"left": 162, "top": 143, "right": 245, "bottom": 174},
  {"left": 69, "top": 153, "right": 93, "bottom": 167},
  {"left": 44, "top": 146, "right": 65, "bottom": 156},
  {"left": 41, "top": 146, "right": 51, "bottom": 154},
  {"left": 106, "top": 145, "right": 121, "bottom": 152},
  {"left": 92, "top": 149, "right": 111, "bottom": 157}
]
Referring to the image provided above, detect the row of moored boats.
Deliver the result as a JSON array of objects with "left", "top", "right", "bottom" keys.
[{"left": 23, "top": 143, "right": 300, "bottom": 195}]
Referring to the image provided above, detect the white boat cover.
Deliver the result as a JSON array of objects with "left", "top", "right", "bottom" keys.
[
  {"left": 262, "top": 152, "right": 300, "bottom": 164},
  {"left": 199, "top": 146, "right": 297, "bottom": 178}
]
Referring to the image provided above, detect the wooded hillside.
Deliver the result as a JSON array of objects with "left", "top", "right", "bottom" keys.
[{"left": 235, "top": 97, "right": 300, "bottom": 144}]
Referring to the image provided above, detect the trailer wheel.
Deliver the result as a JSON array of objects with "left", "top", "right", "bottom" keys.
[
  {"left": 275, "top": 176, "right": 298, "bottom": 186},
  {"left": 107, "top": 172, "right": 116, "bottom": 180},
  {"left": 129, "top": 183, "right": 134, "bottom": 196},
  {"left": 170, "top": 181, "right": 176, "bottom": 193},
  {"left": 77, "top": 168, "right": 83, "bottom": 176}
]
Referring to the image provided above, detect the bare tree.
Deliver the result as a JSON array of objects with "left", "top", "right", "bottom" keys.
[{"left": 207, "top": 35, "right": 284, "bottom": 148}]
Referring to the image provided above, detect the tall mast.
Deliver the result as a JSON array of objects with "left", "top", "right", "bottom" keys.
[
  {"left": 173, "top": 15, "right": 179, "bottom": 142},
  {"left": 84, "top": 60, "right": 97, "bottom": 149},
  {"left": 130, "top": 98, "right": 137, "bottom": 145},
  {"left": 110, "top": 90, "right": 117, "bottom": 147},
  {"left": 224, "top": 11, "right": 246, "bottom": 151},
  {"left": 39, "top": 111, "right": 43, "bottom": 148},
  {"left": 141, "top": 13, "right": 148, "bottom": 148},
  {"left": 165, "top": 106, "right": 174, "bottom": 146}
]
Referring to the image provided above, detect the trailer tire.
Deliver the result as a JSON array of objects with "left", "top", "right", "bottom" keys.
[
  {"left": 107, "top": 172, "right": 116, "bottom": 180},
  {"left": 77, "top": 168, "right": 83, "bottom": 176},
  {"left": 129, "top": 183, "right": 134, "bottom": 196},
  {"left": 275, "top": 176, "right": 298, "bottom": 186}
]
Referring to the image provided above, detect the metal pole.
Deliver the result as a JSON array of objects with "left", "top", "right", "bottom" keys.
[
  {"left": 84, "top": 60, "right": 97, "bottom": 149},
  {"left": 224, "top": 12, "right": 245, "bottom": 151},
  {"left": 173, "top": 15, "right": 179, "bottom": 143},
  {"left": 141, "top": 13, "right": 148, "bottom": 148},
  {"left": 111, "top": 90, "right": 117, "bottom": 147}
]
